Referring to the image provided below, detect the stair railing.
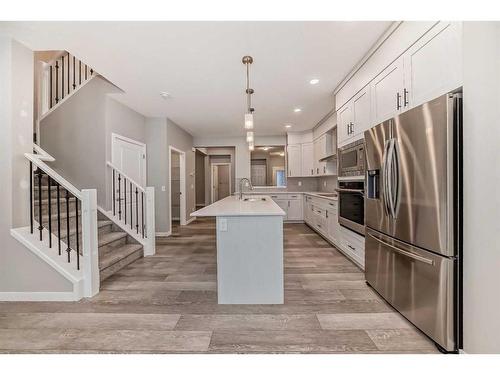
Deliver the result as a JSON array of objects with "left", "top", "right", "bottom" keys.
[
  {"left": 106, "top": 161, "right": 155, "bottom": 256},
  {"left": 25, "top": 145, "right": 99, "bottom": 297}
]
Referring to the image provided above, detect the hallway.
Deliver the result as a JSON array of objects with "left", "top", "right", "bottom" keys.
[{"left": 0, "top": 218, "right": 437, "bottom": 353}]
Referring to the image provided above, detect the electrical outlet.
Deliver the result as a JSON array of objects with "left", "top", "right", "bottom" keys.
[
  {"left": 298, "top": 181, "right": 302, "bottom": 186},
  {"left": 323, "top": 181, "right": 327, "bottom": 187},
  {"left": 219, "top": 218, "right": 228, "bottom": 232}
]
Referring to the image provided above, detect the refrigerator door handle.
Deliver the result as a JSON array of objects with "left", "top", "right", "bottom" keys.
[
  {"left": 392, "top": 138, "right": 401, "bottom": 218},
  {"left": 367, "top": 233, "right": 435, "bottom": 265},
  {"left": 386, "top": 139, "right": 396, "bottom": 218},
  {"left": 382, "top": 139, "right": 391, "bottom": 216}
]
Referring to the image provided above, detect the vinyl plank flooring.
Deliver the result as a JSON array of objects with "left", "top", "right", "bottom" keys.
[{"left": 0, "top": 217, "right": 438, "bottom": 353}]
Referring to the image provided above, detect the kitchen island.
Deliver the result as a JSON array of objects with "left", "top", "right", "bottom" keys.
[{"left": 191, "top": 195, "right": 286, "bottom": 304}]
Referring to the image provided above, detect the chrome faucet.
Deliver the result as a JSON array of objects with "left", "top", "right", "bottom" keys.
[{"left": 239, "top": 178, "right": 253, "bottom": 200}]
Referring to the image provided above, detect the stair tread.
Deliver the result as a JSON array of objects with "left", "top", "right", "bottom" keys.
[
  {"left": 99, "top": 243, "right": 143, "bottom": 270},
  {"left": 52, "top": 220, "right": 112, "bottom": 239},
  {"left": 33, "top": 198, "right": 67, "bottom": 204},
  {"left": 98, "top": 231, "right": 127, "bottom": 247}
]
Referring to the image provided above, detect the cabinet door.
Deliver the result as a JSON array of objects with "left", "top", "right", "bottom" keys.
[
  {"left": 287, "top": 199, "right": 303, "bottom": 221},
  {"left": 337, "top": 103, "right": 353, "bottom": 145},
  {"left": 404, "top": 22, "right": 462, "bottom": 109},
  {"left": 287, "top": 144, "right": 301, "bottom": 177},
  {"left": 326, "top": 208, "right": 338, "bottom": 244},
  {"left": 274, "top": 199, "right": 289, "bottom": 220},
  {"left": 301, "top": 142, "right": 314, "bottom": 177},
  {"left": 352, "top": 85, "right": 371, "bottom": 136},
  {"left": 371, "top": 56, "right": 405, "bottom": 125}
]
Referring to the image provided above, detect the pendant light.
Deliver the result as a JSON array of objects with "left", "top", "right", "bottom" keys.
[
  {"left": 242, "top": 55, "right": 254, "bottom": 132},
  {"left": 246, "top": 131, "right": 254, "bottom": 143}
]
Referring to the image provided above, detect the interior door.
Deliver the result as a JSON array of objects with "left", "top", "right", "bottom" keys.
[
  {"left": 212, "top": 165, "right": 219, "bottom": 202},
  {"left": 217, "top": 165, "right": 231, "bottom": 200},
  {"left": 390, "top": 94, "right": 454, "bottom": 256}
]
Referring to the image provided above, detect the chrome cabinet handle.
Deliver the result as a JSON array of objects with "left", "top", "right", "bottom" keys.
[
  {"left": 403, "top": 88, "right": 409, "bottom": 107},
  {"left": 368, "top": 233, "right": 434, "bottom": 265},
  {"left": 396, "top": 92, "right": 401, "bottom": 110}
]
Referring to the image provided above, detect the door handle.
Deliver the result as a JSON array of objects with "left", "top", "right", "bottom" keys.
[{"left": 368, "top": 233, "right": 434, "bottom": 265}]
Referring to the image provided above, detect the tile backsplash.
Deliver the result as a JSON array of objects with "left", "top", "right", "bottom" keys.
[
  {"left": 318, "top": 176, "right": 338, "bottom": 193},
  {"left": 236, "top": 176, "right": 337, "bottom": 193}
]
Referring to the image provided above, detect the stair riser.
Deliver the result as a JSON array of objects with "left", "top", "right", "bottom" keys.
[
  {"left": 33, "top": 200, "right": 72, "bottom": 216},
  {"left": 35, "top": 215, "right": 81, "bottom": 235},
  {"left": 98, "top": 236, "right": 128, "bottom": 257},
  {"left": 99, "top": 248, "right": 143, "bottom": 282},
  {"left": 33, "top": 188, "right": 68, "bottom": 200}
]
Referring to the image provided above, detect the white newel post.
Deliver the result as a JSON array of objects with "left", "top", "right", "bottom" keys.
[
  {"left": 81, "top": 189, "right": 100, "bottom": 297},
  {"left": 144, "top": 186, "right": 156, "bottom": 256}
]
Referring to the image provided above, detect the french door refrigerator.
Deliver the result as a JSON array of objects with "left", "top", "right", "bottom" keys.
[{"left": 364, "top": 92, "right": 462, "bottom": 352}]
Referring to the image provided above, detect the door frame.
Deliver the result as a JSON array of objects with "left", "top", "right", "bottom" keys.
[
  {"left": 111, "top": 132, "right": 147, "bottom": 187},
  {"left": 210, "top": 162, "right": 232, "bottom": 203},
  {"left": 168, "top": 146, "right": 186, "bottom": 226}
]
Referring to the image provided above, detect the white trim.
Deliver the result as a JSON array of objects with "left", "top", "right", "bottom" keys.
[
  {"left": 0, "top": 292, "right": 80, "bottom": 302},
  {"left": 111, "top": 132, "right": 147, "bottom": 187},
  {"left": 211, "top": 162, "right": 232, "bottom": 203},
  {"left": 156, "top": 231, "right": 171, "bottom": 237},
  {"left": 169, "top": 146, "right": 186, "bottom": 230},
  {"left": 184, "top": 217, "right": 196, "bottom": 225},
  {"left": 81, "top": 189, "right": 99, "bottom": 297},
  {"left": 98, "top": 206, "right": 146, "bottom": 246}
]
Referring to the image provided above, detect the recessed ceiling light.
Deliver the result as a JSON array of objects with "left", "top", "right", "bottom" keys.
[
  {"left": 160, "top": 92, "right": 171, "bottom": 99},
  {"left": 309, "top": 78, "right": 320, "bottom": 85},
  {"left": 293, "top": 108, "right": 302, "bottom": 113},
  {"left": 285, "top": 124, "right": 292, "bottom": 129}
]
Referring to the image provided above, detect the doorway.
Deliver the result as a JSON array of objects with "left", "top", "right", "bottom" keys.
[
  {"left": 169, "top": 146, "right": 186, "bottom": 235},
  {"left": 211, "top": 163, "right": 231, "bottom": 203}
]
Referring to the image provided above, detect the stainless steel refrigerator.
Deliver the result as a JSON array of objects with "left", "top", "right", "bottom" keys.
[{"left": 364, "top": 92, "right": 462, "bottom": 352}]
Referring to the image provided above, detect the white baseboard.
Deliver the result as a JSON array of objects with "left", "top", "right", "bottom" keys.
[
  {"left": 0, "top": 291, "right": 80, "bottom": 301},
  {"left": 156, "top": 231, "right": 171, "bottom": 237},
  {"left": 184, "top": 217, "right": 196, "bottom": 225}
]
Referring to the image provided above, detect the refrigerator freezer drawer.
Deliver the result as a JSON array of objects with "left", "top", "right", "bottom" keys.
[{"left": 365, "top": 228, "right": 456, "bottom": 351}]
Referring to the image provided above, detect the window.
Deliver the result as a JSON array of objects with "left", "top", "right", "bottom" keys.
[{"left": 250, "top": 146, "right": 286, "bottom": 187}]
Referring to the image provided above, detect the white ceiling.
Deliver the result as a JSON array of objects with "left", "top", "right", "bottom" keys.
[{"left": 0, "top": 21, "right": 392, "bottom": 137}]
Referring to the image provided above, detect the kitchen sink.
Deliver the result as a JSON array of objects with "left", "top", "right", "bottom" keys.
[{"left": 243, "top": 197, "right": 266, "bottom": 202}]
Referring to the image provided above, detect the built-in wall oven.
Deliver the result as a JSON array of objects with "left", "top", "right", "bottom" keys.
[{"left": 337, "top": 180, "right": 365, "bottom": 236}]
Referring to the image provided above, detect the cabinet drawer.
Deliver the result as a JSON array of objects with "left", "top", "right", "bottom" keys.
[
  {"left": 287, "top": 194, "right": 301, "bottom": 200},
  {"left": 340, "top": 227, "right": 365, "bottom": 268}
]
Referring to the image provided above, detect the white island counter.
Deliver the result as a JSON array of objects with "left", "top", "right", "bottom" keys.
[{"left": 191, "top": 195, "right": 285, "bottom": 304}]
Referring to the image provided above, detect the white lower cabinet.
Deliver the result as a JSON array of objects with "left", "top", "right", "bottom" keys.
[
  {"left": 270, "top": 194, "right": 303, "bottom": 222},
  {"left": 339, "top": 226, "right": 365, "bottom": 269}
]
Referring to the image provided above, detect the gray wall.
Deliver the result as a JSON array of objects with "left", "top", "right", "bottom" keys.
[
  {"left": 145, "top": 117, "right": 195, "bottom": 234},
  {"left": 0, "top": 37, "right": 72, "bottom": 294},
  {"left": 40, "top": 76, "right": 120, "bottom": 207},
  {"left": 462, "top": 22, "right": 500, "bottom": 354}
]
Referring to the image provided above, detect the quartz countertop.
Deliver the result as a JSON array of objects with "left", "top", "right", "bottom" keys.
[
  {"left": 191, "top": 195, "right": 286, "bottom": 217},
  {"left": 234, "top": 191, "right": 338, "bottom": 201}
]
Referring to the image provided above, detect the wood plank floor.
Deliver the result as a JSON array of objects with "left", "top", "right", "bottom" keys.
[{"left": 0, "top": 218, "right": 439, "bottom": 353}]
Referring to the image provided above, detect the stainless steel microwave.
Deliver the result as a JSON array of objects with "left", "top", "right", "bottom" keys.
[{"left": 338, "top": 139, "right": 365, "bottom": 177}]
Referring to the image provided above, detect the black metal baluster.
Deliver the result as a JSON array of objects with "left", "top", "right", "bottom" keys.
[
  {"left": 67, "top": 52, "right": 70, "bottom": 95},
  {"left": 124, "top": 179, "right": 127, "bottom": 225},
  {"left": 75, "top": 199, "right": 80, "bottom": 270},
  {"left": 130, "top": 182, "right": 133, "bottom": 229},
  {"left": 37, "top": 169, "right": 43, "bottom": 241},
  {"left": 141, "top": 192, "right": 144, "bottom": 238},
  {"left": 112, "top": 169, "right": 116, "bottom": 216},
  {"left": 135, "top": 188, "right": 139, "bottom": 234},
  {"left": 29, "top": 162, "right": 33, "bottom": 234},
  {"left": 118, "top": 174, "right": 121, "bottom": 220},
  {"left": 65, "top": 190, "right": 71, "bottom": 263},
  {"left": 57, "top": 183, "right": 61, "bottom": 255},
  {"left": 85, "top": 65, "right": 88, "bottom": 80},
  {"left": 55, "top": 60, "right": 59, "bottom": 104},
  {"left": 49, "top": 66, "right": 53, "bottom": 108},
  {"left": 61, "top": 55, "right": 65, "bottom": 100},
  {"left": 72, "top": 56, "right": 76, "bottom": 89},
  {"left": 90, "top": 68, "right": 94, "bottom": 75},
  {"left": 47, "top": 176, "right": 52, "bottom": 248},
  {"left": 79, "top": 60, "right": 82, "bottom": 85}
]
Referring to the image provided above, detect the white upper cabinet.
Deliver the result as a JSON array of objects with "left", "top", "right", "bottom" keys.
[
  {"left": 352, "top": 85, "right": 372, "bottom": 137},
  {"left": 403, "top": 22, "right": 462, "bottom": 109},
  {"left": 301, "top": 142, "right": 314, "bottom": 177},
  {"left": 337, "top": 103, "right": 353, "bottom": 145},
  {"left": 286, "top": 144, "right": 301, "bottom": 177},
  {"left": 370, "top": 55, "right": 405, "bottom": 125}
]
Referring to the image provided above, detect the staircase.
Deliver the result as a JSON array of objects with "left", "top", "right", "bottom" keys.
[{"left": 33, "top": 170, "right": 144, "bottom": 282}]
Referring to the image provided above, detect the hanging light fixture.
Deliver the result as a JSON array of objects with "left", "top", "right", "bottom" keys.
[
  {"left": 248, "top": 140, "right": 254, "bottom": 151},
  {"left": 242, "top": 55, "right": 254, "bottom": 131},
  {"left": 246, "top": 131, "right": 254, "bottom": 142}
]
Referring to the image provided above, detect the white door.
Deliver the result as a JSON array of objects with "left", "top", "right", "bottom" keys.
[
  {"left": 370, "top": 56, "right": 405, "bottom": 125},
  {"left": 212, "top": 165, "right": 219, "bottom": 202},
  {"left": 352, "top": 85, "right": 371, "bottom": 136},
  {"left": 111, "top": 134, "right": 146, "bottom": 187},
  {"left": 287, "top": 199, "right": 303, "bottom": 221},
  {"left": 301, "top": 142, "right": 314, "bottom": 177},
  {"left": 404, "top": 22, "right": 462, "bottom": 109},
  {"left": 287, "top": 144, "right": 302, "bottom": 177},
  {"left": 337, "top": 102, "right": 353, "bottom": 146}
]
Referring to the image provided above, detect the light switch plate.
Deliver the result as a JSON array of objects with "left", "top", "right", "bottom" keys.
[
  {"left": 219, "top": 218, "right": 228, "bottom": 232},
  {"left": 298, "top": 181, "right": 302, "bottom": 186},
  {"left": 323, "top": 181, "right": 327, "bottom": 187},
  {"left": 161, "top": 186, "right": 166, "bottom": 191}
]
